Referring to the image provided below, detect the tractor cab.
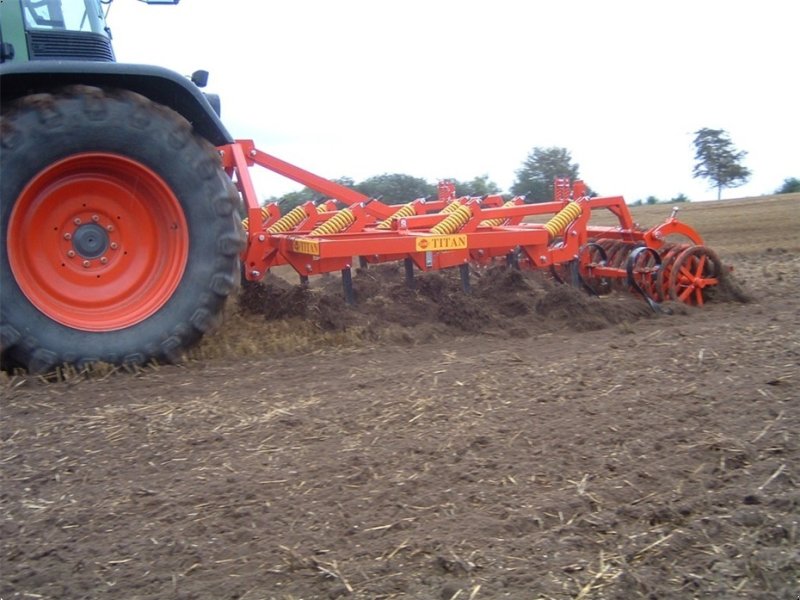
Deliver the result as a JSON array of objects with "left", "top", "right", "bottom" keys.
[{"left": 1, "top": 0, "right": 113, "bottom": 62}]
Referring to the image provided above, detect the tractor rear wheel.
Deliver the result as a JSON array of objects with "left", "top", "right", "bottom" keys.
[{"left": 1, "top": 86, "right": 243, "bottom": 373}]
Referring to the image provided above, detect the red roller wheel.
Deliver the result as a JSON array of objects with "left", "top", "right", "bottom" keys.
[
  {"left": 668, "top": 245, "right": 722, "bottom": 306},
  {"left": 655, "top": 243, "right": 689, "bottom": 301},
  {"left": 606, "top": 241, "right": 635, "bottom": 290}
]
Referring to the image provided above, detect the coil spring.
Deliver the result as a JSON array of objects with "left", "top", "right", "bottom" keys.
[
  {"left": 441, "top": 202, "right": 462, "bottom": 214},
  {"left": 241, "top": 206, "right": 271, "bottom": 232},
  {"left": 544, "top": 202, "right": 582, "bottom": 240},
  {"left": 481, "top": 199, "right": 517, "bottom": 227},
  {"left": 265, "top": 205, "right": 308, "bottom": 234},
  {"left": 376, "top": 203, "right": 416, "bottom": 230},
  {"left": 431, "top": 203, "right": 472, "bottom": 235},
  {"left": 309, "top": 208, "right": 356, "bottom": 236}
]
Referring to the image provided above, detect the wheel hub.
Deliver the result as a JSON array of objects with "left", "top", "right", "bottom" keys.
[{"left": 72, "top": 222, "right": 109, "bottom": 259}]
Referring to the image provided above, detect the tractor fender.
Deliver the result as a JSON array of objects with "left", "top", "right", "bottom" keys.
[{"left": 0, "top": 61, "right": 233, "bottom": 146}]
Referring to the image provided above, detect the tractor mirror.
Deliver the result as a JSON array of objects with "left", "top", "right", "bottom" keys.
[{"left": 191, "top": 70, "right": 209, "bottom": 88}]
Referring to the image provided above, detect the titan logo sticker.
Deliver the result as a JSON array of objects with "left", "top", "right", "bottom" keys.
[
  {"left": 292, "top": 238, "right": 321, "bottom": 255},
  {"left": 414, "top": 235, "right": 468, "bottom": 252}
]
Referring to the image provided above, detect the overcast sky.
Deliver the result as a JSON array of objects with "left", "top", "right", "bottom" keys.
[{"left": 108, "top": 0, "right": 798, "bottom": 203}]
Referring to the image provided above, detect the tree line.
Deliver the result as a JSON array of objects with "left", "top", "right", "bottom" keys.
[{"left": 266, "top": 129, "right": 797, "bottom": 209}]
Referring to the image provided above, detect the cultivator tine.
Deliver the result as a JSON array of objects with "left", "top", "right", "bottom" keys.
[
  {"left": 222, "top": 139, "right": 724, "bottom": 310},
  {"left": 404, "top": 258, "right": 416, "bottom": 290},
  {"left": 342, "top": 267, "right": 355, "bottom": 305},
  {"left": 506, "top": 248, "right": 520, "bottom": 270},
  {"left": 459, "top": 264, "right": 471, "bottom": 293}
]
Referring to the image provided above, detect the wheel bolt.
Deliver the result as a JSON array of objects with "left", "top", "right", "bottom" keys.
[
  {"left": 73, "top": 218, "right": 81, "bottom": 225},
  {"left": 106, "top": 225, "right": 114, "bottom": 232},
  {"left": 92, "top": 215, "right": 100, "bottom": 222},
  {"left": 110, "top": 242, "right": 119, "bottom": 250},
  {"left": 82, "top": 260, "right": 90, "bottom": 268},
  {"left": 100, "top": 257, "right": 108, "bottom": 265},
  {"left": 63, "top": 232, "right": 72, "bottom": 240},
  {"left": 67, "top": 250, "right": 76, "bottom": 258}
]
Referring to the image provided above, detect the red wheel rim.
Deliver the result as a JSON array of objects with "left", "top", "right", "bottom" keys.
[
  {"left": 668, "top": 246, "right": 721, "bottom": 306},
  {"left": 7, "top": 153, "right": 189, "bottom": 331}
]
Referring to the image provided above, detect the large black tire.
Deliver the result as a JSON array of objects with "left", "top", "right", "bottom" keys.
[{"left": 1, "top": 86, "right": 244, "bottom": 373}]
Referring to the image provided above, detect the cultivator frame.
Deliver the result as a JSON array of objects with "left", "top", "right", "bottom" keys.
[{"left": 221, "top": 140, "right": 722, "bottom": 308}]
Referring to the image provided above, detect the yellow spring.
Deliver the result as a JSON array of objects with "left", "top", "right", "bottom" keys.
[
  {"left": 265, "top": 205, "right": 308, "bottom": 234},
  {"left": 431, "top": 203, "right": 472, "bottom": 235},
  {"left": 543, "top": 201, "right": 582, "bottom": 240},
  {"left": 440, "top": 202, "right": 462, "bottom": 214},
  {"left": 241, "top": 206, "right": 271, "bottom": 232},
  {"left": 376, "top": 203, "right": 416, "bottom": 230},
  {"left": 316, "top": 203, "right": 330, "bottom": 214},
  {"left": 481, "top": 199, "right": 517, "bottom": 227},
  {"left": 309, "top": 208, "right": 356, "bottom": 236}
]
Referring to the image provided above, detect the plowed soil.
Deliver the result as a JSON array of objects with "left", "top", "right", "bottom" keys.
[{"left": 2, "top": 195, "right": 799, "bottom": 599}]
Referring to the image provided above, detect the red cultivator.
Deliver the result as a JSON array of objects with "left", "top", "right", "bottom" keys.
[{"left": 222, "top": 140, "right": 723, "bottom": 309}]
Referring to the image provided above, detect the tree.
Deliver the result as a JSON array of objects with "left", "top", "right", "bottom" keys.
[
  {"left": 511, "top": 147, "right": 580, "bottom": 203},
  {"left": 452, "top": 174, "right": 501, "bottom": 197},
  {"left": 269, "top": 176, "right": 356, "bottom": 211},
  {"left": 692, "top": 128, "right": 751, "bottom": 200},
  {"left": 354, "top": 173, "right": 436, "bottom": 205},
  {"left": 775, "top": 177, "right": 800, "bottom": 194}
]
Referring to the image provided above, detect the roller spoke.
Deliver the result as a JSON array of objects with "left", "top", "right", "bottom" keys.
[{"left": 694, "top": 255, "right": 707, "bottom": 279}]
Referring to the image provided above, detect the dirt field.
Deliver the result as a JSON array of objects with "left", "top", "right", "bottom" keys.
[{"left": 2, "top": 194, "right": 798, "bottom": 599}]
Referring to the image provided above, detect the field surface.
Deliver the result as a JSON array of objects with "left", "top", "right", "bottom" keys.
[{"left": 2, "top": 194, "right": 799, "bottom": 599}]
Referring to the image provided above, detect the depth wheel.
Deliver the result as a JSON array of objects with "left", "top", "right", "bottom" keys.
[{"left": 1, "top": 87, "right": 244, "bottom": 373}]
